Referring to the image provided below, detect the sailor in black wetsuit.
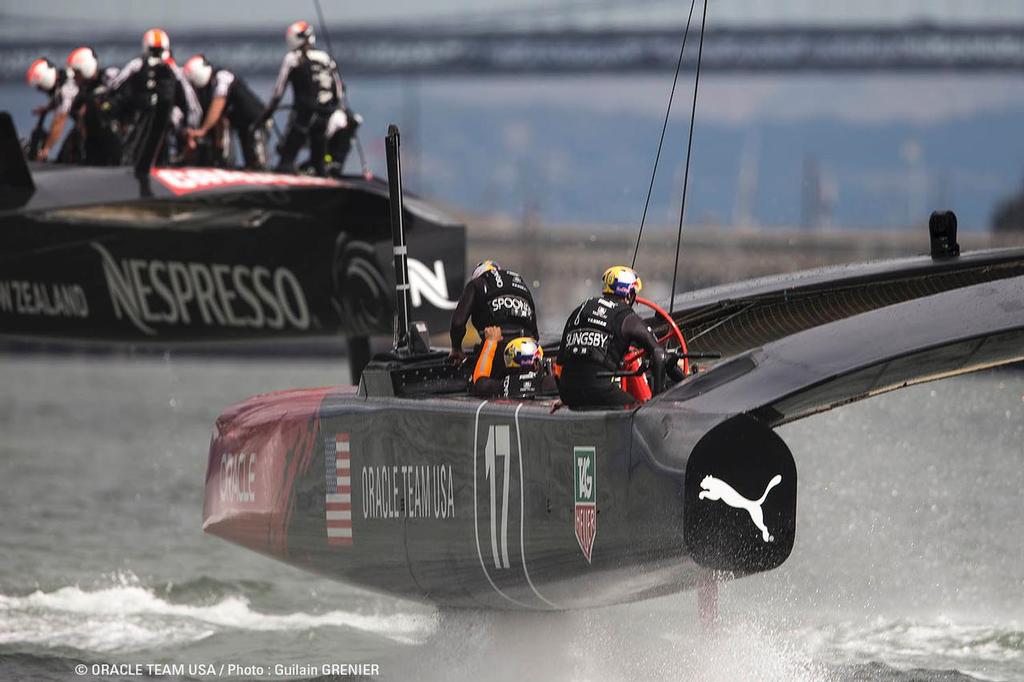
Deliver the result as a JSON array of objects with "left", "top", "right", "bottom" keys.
[
  {"left": 469, "top": 327, "right": 543, "bottom": 399},
  {"left": 182, "top": 55, "right": 268, "bottom": 170},
  {"left": 448, "top": 261, "right": 539, "bottom": 381},
  {"left": 109, "top": 29, "right": 201, "bottom": 182},
  {"left": 556, "top": 265, "right": 682, "bottom": 409},
  {"left": 254, "top": 21, "right": 349, "bottom": 176},
  {"left": 66, "top": 46, "right": 122, "bottom": 166},
  {"left": 25, "top": 57, "right": 78, "bottom": 162}
]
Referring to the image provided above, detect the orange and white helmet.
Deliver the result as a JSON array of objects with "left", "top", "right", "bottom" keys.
[
  {"left": 286, "top": 20, "right": 315, "bottom": 49},
  {"left": 67, "top": 46, "right": 98, "bottom": 80},
  {"left": 183, "top": 54, "right": 213, "bottom": 88},
  {"left": 26, "top": 58, "right": 58, "bottom": 92},
  {"left": 143, "top": 28, "right": 170, "bottom": 57}
]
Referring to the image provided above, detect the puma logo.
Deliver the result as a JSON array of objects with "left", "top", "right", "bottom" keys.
[{"left": 698, "top": 474, "right": 782, "bottom": 542}]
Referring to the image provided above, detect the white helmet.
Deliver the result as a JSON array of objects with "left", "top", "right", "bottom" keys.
[
  {"left": 286, "top": 20, "right": 315, "bottom": 49},
  {"left": 143, "top": 28, "right": 170, "bottom": 57},
  {"left": 26, "top": 58, "right": 58, "bottom": 92},
  {"left": 67, "top": 46, "right": 98, "bottom": 80},
  {"left": 183, "top": 54, "right": 213, "bottom": 88}
]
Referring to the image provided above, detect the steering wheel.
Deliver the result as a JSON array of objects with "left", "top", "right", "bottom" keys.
[{"left": 622, "top": 295, "right": 690, "bottom": 378}]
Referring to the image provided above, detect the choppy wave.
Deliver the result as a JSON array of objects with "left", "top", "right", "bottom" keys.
[
  {"left": 802, "top": 616, "right": 1023, "bottom": 681},
  {"left": 0, "top": 573, "right": 436, "bottom": 655}
]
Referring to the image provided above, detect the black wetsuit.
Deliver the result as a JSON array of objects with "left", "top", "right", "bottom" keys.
[
  {"left": 556, "top": 295, "right": 667, "bottom": 409},
  {"left": 34, "top": 70, "right": 79, "bottom": 162},
  {"left": 450, "top": 269, "right": 538, "bottom": 380},
  {"left": 195, "top": 68, "right": 266, "bottom": 169},
  {"left": 260, "top": 48, "right": 344, "bottom": 176},
  {"left": 110, "top": 56, "right": 201, "bottom": 178},
  {"left": 70, "top": 67, "right": 122, "bottom": 166}
]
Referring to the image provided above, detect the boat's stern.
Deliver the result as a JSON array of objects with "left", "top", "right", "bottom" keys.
[{"left": 202, "top": 386, "right": 338, "bottom": 559}]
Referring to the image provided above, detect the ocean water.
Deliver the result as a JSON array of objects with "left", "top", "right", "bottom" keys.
[{"left": 0, "top": 354, "right": 1021, "bottom": 681}]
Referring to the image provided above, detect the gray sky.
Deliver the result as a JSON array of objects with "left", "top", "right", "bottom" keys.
[{"left": 3, "top": 0, "right": 1024, "bottom": 38}]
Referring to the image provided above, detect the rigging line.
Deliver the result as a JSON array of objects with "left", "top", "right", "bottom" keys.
[
  {"left": 684, "top": 302, "right": 756, "bottom": 344},
  {"left": 312, "top": 0, "right": 372, "bottom": 179},
  {"left": 668, "top": 0, "right": 707, "bottom": 316},
  {"left": 631, "top": 0, "right": 697, "bottom": 269},
  {"left": 312, "top": 0, "right": 335, "bottom": 55}
]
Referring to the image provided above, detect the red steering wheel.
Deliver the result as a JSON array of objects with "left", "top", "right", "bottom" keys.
[{"left": 623, "top": 295, "right": 690, "bottom": 377}]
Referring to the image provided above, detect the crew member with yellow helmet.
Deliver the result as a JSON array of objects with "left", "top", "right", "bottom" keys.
[
  {"left": 469, "top": 326, "right": 544, "bottom": 399},
  {"left": 556, "top": 265, "right": 676, "bottom": 409},
  {"left": 448, "top": 260, "right": 539, "bottom": 379}
]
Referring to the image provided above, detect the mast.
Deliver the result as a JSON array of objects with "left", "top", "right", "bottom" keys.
[{"left": 386, "top": 124, "right": 412, "bottom": 354}]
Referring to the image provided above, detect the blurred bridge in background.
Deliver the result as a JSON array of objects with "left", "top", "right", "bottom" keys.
[{"left": 4, "top": 24, "right": 1024, "bottom": 81}]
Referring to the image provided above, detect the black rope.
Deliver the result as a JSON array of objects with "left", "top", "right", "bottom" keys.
[
  {"left": 668, "top": 0, "right": 707, "bottom": 316},
  {"left": 631, "top": 0, "right": 697, "bottom": 269},
  {"left": 313, "top": 0, "right": 335, "bottom": 55}
]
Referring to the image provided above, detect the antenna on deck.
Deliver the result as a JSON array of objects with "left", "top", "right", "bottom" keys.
[{"left": 385, "top": 124, "right": 414, "bottom": 354}]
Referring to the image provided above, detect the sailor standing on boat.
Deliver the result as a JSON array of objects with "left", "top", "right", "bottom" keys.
[
  {"left": 66, "top": 47, "right": 122, "bottom": 166},
  {"left": 448, "top": 261, "right": 539, "bottom": 381},
  {"left": 108, "top": 29, "right": 201, "bottom": 181},
  {"left": 25, "top": 57, "right": 78, "bottom": 162},
  {"left": 182, "top": 55, "right": 268, "bottom": 170},
  {"left": 556, "top": 266, "right": 682, "bottom": 408},
  {"left": 254, "top": 21, "right": 354, "bottom": 176}
]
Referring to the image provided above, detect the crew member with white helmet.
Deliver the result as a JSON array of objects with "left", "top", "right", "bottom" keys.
[
  {"left": 25, "top": 57, "right": 78, "bottom": 161},
  {"left": 183, "top": 54, "right": 268, "bottom": 170},
  {"left": 109, "top": 29, "right": 201, "bottom": 179},
  {"left": 254, "top": 21, "right": 350, "bottom": 176},
  {"left": 66, "top": 46, "right": 122, "bottom": 165}
]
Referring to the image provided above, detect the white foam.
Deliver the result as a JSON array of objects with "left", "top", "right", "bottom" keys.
[
  {"left": 0, "top": 579, "right": 436, "bottom": 654},
  {"left": 800, "top": 615, "right": 1023, "bottom": 679}
]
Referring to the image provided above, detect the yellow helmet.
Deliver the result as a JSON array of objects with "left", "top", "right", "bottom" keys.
[
  {"left": 471, "top": 260, "right": 501, "bottom": 280},
  {"left": 504, "top": 337, "right": 543, "bottom": 369},
  {"left": 602, "top": 265, "right": 643, "bottom": 298}
]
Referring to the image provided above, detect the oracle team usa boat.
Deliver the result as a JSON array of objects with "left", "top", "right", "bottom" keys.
[
  {"left": 0, "top": 111, "right": 465, "bottom": 375},
  {"left": 201, "top": 126, "right": 1024, "bottom": 610}
]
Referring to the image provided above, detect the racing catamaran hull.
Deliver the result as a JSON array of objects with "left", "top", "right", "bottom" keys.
[
  {"left": 203, "top": 249, "right": 1024, "bottom": 610},
  {"left": 0, "top": 112, "right": 465, "bottom": 371}
]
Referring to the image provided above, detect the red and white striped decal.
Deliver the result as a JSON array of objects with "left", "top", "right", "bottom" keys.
[{"left": 326, "top": 433, "right": 353, "bottom": 546}]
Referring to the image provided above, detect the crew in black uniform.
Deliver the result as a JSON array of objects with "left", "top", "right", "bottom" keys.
[
  {"left": 323, "top": 106, "right": 361, "bottom": 177},
  {"left": 556, "top": 265, "right": 683, "bottom": 409},
  {"left": 109, "top": 29, "right": 201, "bottom": 181},
  {"left": 448, "top": 260, "right": 539, "bottom": 382},
  {"left": 25, "top": 57, "right": 78, "bottom": 162},
  {"left": 66, "top": 46, "right": 122, "bottom": 166},
  {"left": 255, "top": 21, "right": 351, "bottom": 176},
  {"left": 183, "top": 54, "right": 268, "bottom": 170},
  {"left": 469, "top": 327, "right": 544, "bottom": 399}
]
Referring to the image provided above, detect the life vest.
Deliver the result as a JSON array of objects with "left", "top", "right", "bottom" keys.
[
  {"left": 470, "top": 268, "right": 537, "bottom": 338},
  {"left": 557, "top": 296, "right": 634, "bottom": 372},
  {"left": 289, "top": 49, "right": 339, "bottom": 112}
]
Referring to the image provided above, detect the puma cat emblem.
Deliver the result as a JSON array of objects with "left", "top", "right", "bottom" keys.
[{"left": 698, "top": 474, "right": 783, "bottom": 542}]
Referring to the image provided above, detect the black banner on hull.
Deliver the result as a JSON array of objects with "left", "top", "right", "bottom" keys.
[
  {"left": 0, "top": 171, "right": 465, "bottom": 344},
  {"left": 683, "top": 414, "right": 797, "bottom": 573}
]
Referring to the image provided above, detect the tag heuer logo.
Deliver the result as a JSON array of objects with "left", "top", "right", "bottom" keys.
[{"left": 574, "top": 446, "right": 597, "bottom": 563}]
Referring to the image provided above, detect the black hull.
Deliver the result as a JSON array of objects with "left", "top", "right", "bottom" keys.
[{"left": 0, "top": 164, "right": 465, "bottom": 348}]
